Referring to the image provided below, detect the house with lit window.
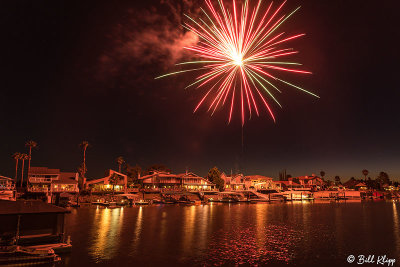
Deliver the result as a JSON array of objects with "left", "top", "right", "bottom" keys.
[
  {"left": 28, "top": 167, "right": 79, "bottom": 194},
  {"left": 220, "top": 173, "right": 278, "bottom": 191},
  {"left": 85, "top": 169, "right": 129, "bottom": 193},
  {"left": 289, "top": 175, "right": 325, "bottom": 191},
  {"left": 0, "top": 175, "right": 16, "bottom": 200},
  {"left": 245, "top": 175, "right": 277, "bottom": 190},
  {"left": 273, "top": 180, "right": 302, "bottom": 191},
  {"left": 220, "top": 173, "right": 248, "bottom": 191},
  {"left": 139, "top": 171, "right": 216, "bottom": 191}
]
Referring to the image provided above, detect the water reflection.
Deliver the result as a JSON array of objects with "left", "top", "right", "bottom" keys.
[
  {"left": 182, "top": 206, "right": 196, "bottom": 257},
  {"left": 89, "top": 208, "right": 124, "bottom": 262},
  {"left": 201, "top": 204, "right": 300, "bottom": 265},
  {"left": 393, "top": 201, "right": 399, "bottom": 256},
  {"left": 63, "top": 201, "right": 399, "bottom": 266},
  {"left": 130, "top": 206, "right": 143, "bottom": 254}
]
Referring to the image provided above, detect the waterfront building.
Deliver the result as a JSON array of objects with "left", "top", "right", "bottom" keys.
[
  {"left": 220, "top": 173, "right": 247, "bottom": 191},
  {"left": 221, "top": 173, "right": 279, "bottom": 191},
  {"left": 273, "top": 180, "right": 302, "bottom": 191},
  {"left": 245, "top": 175, "right": 277, "bottom": 190},
  {"left": 354, "top": 182, "right": 368, "bottom": 191},
  {"left": 28, "top": 167, "right": 79, "bottom": 194},
  {"left": 289, "top": 175, "right": 325, "bottom": 191},
  {"left": 139, "top": 171, "right": 216, "bottom": 191},
  {"left": 0, "top": 176, "right": 16, "bottom": 201},
  {"left": 85, "top": 169, "right": 129, "bottom": 193}
]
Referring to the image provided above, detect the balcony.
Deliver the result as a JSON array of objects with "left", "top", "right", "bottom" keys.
[
  {"left": 0, "top": 184, "right": 15, "bottom": 190},
  {"left": 28, "top": 187, "right": 49, "bottom": 193},
  {"left": 52, "top": 187, "right": 79, "bottom": 193},
  {"left": 29, "top": 177, "right": 53, "bottom": 183}
]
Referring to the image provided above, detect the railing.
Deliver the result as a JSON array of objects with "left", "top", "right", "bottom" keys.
[
  {"left": 127, "top": 188, "right": 139, "bottom": 192},
  {"left": 89, "top": 188, "right": 126, "bottom": 193},
  {"left": 29, "top": 178, "right": 53, "bottom": 183},
  {"left": 0, "top": 185, "right": 15, "bottom": 190},
  {"left": 28, "top": 187, "right": 49, "bottom": 192},
  {"left": 52, "top": 187, "right": 79, "bottom": 193}
]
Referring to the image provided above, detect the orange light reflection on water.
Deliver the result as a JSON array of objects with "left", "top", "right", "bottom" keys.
[{"left": 89, "top": 208, "right": 124, "bottom": 262}]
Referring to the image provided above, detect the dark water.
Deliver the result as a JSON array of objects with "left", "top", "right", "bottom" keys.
[{"left": 59, "top": 200, "right": 400, "bottom": 266}]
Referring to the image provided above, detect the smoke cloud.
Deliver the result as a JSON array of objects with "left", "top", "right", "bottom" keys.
[{"left": 97, "top": 0, "right": 200, "bottom": 84}]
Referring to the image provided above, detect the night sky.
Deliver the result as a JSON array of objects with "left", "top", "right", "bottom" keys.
[{"left": 1, "top": 0, "right": 399, "bottom": 180}]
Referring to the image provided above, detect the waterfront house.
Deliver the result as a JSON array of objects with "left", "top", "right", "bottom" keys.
[
  {"left": 139, "top": 171, "right": 216, "bottom": 191},
  {"left": 0, "top": 200, "right": 69, "bottom": 246},
  {"left": 355, "top": 182, "right": 368, "bottom": 191},
  {"left": 245, "top": 175, "right": 277, "bottom": 190},
  {"left": 85, "top": 169, "right": 129, "bottom": 193},
  {"left": 220, "top": 173, "right": 248, "bottom": 191},
  {"left": 221, "top": 173, "right": 279, "bottom": 191},
  {"left": 273, "top": 180, "right": 302, "bottom": 191},
  {"left": 289, "top": 175, "right": 325, "bottom": 191},
  {"left": 0, "top": 176, "right": 16, "bottom": 201},
  {"left": 28, "top": 167, "right": 79, "bottom": 194}
]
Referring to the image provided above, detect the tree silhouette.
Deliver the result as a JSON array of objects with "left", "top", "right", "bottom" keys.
[
  {"left": 25, "top": 140, "right": 38, "bottom": 178},
  {"left": 207, "top": 167, "right": 224, "bottom": 191},
  {"left": 20, "top": 153, "right": 29, "bottom": 187},
  {"left": 362, "top": 169, "right": 369, "bottom": 182},
  {"left": 116, "top": 156, "right": 125, "bottom": 173},
  {"left": 12, "top": 152, "right": 21, "bottom": 183}
]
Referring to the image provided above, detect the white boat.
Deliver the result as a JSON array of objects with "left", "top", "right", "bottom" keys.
[{"left": 281, "top": 191, "right": 314, "bottom": 201}]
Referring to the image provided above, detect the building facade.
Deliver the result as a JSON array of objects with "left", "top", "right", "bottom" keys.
[
  {"left": 221, "top": 173, "right": 278, "bottom": 191},
  {"left": 220, "top": 173, "right": 248, "bottom": 191},
  {"left": 0, "top": 176, "right": 15, "bottom": 201},
  {"left": 139, "top": 171, "right": 216, "bottom": 191},
  {"left": 85, "top": 169, "right": 129, "bottom": 193},
  {"left": 289, "top": 175, "right": 325, "bottom": 191},
  {"left": 28, "top": 167, "right": 79, "bottom": 194}
]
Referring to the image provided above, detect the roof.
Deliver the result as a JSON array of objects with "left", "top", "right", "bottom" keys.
[
  {"left": 355, "top": 182, "right": 367, "bottom": 187},
  {"left": 0, "top": 175, "right": 13, "bottom": 181},
  {"left": 273, "top": 181, "right": 300, "bottom": 186},
  {"left": 86, "top": 170, "right": 126, "bottom": 184},
  {"left": 295, "top": 176, "right": 322, "bottom": 180},
  {"left": 245, "top": 175, "right": 273, "bottom": 180},
  {"left": 0, "top": 200, "right": 69, "bottom": 215},
  {"left": 140, "top": 172, "right": 205, "bottom": 180},
  {"left": 53, "top": 172, "right": 78, "bottom": 184},
  {"left": 29, "top": 167, "right": 60, "bottom": 175}
]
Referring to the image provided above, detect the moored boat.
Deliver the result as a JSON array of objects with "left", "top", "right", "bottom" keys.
[
  {"left": 0, "top": 246, "right": 61, "bottom": 265},
  {"left": 134, "top": 200, "right": 150, "bottom": 205}
]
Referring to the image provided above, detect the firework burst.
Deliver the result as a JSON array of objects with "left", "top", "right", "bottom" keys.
[{"left": 156, "top": 0, "right": 319, "bottom": 125}]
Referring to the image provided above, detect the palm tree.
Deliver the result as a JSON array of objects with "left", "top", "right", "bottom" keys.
[
  {"left": 12, "top": 152, "right": 21, "bottom": 183},
  {"left": 109, "top": 173, "right": 120, "bottom": 198},
  {"left": 25, "top": 140, "right": 38, "bottom": 177},
  {"left": 116, "top": 156, "right": 125, "bottom": 173},
  {"left": 362, "top": 169, "right": 369, "bottom": 182},
  {"left": 320, "top": 171, "right": 326, "bottom": 180},
  {"left": 79, "top": 141, "right": 90, "bottom": 178},
  {"left": 20, "top": 153, "right": 29, "bottom": 187}
]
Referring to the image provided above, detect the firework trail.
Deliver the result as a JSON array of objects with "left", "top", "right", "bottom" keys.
[{"left": 156, "top": 0, "right": 319, "bottom": 125}]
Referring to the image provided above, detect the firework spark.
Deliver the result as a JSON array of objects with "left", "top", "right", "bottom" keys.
[{"left": 156, "top": 0, "right": 319, "bottom": 125}]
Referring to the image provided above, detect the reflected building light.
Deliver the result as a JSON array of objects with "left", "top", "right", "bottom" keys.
[
  {"left": 182, "top": 206, "right": 196, "bottom": 255},
  {"left": 89, "top": 207, "right": 125, "bottom": 262},
  {"left": 393, "top": 202, "right": 400, "bottom": 256},
  {"left": 131, "top": 206, "right": 143, "bottom": 255}
]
